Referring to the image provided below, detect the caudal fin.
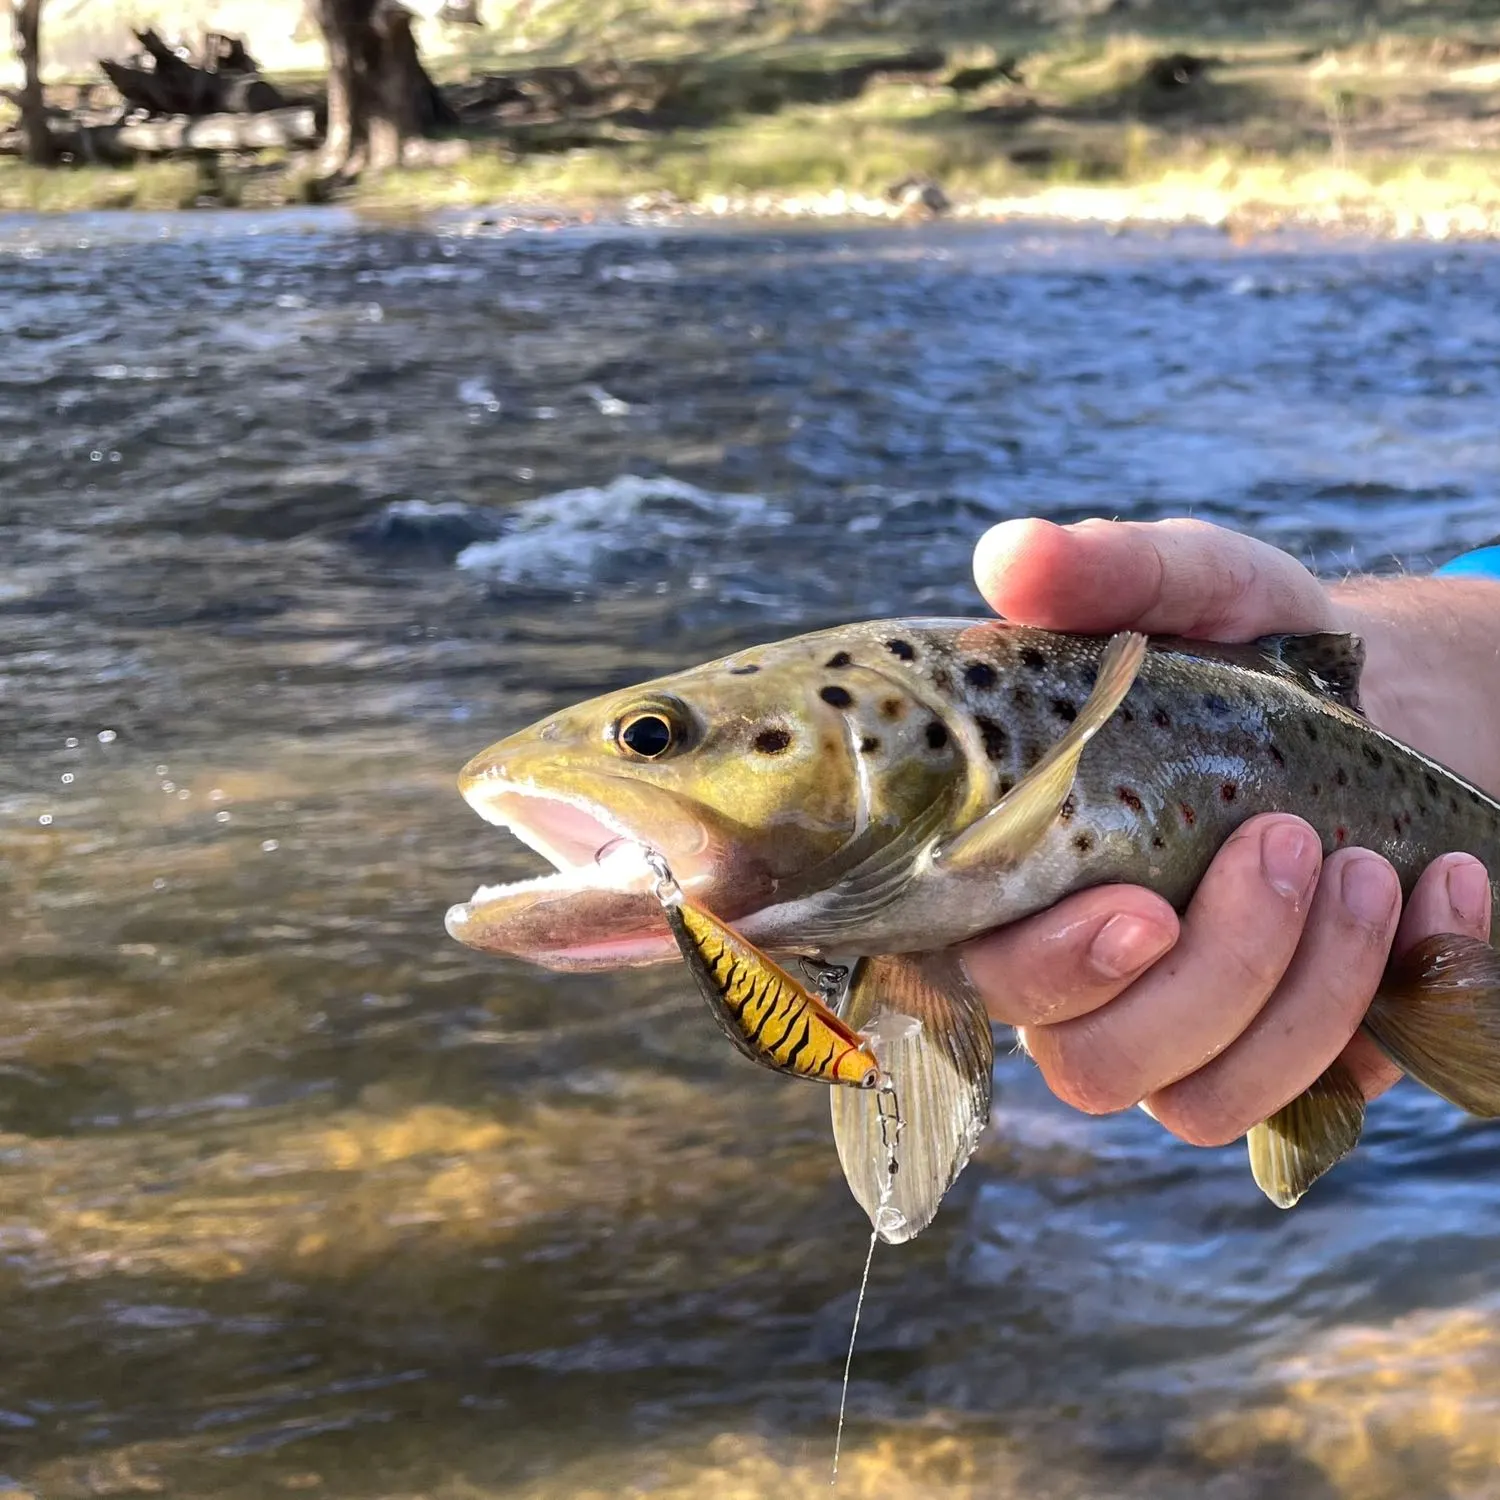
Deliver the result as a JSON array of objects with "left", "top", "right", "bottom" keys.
[
  {"left": 1364, "top": 932, "right": 1500, "bottom": 1117},
  {"left": 829, "top": 953, "right": 994, "bottom": 1245}
]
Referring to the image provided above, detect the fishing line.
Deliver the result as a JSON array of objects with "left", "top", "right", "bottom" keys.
[{"left": 831, "top": 1079, "right": 904, "bottom": 1488}]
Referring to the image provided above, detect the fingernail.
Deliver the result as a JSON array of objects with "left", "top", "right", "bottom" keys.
[
  {"left": 1445, "top": 856, "right": 1490, "bottom": 930},
  {"left": 1089, "top": 913, "right": 1174, "bottom": 980},
  {"left": 1340, "top": 854, "right": 1399, "bottom": 927},
  {"left": 1261, "top": 822, "right": 1319, "bottom": 901}
]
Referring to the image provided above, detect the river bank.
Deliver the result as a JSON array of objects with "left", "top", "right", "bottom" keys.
[{"left": 5, "top": 26, "right": 1500, "bottom": 237}]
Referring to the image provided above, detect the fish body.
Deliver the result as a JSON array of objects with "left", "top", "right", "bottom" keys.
[{"left": 448, "top": 619, "right": 1500, "bottom": 1237}]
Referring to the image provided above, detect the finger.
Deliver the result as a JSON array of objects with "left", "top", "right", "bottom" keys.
[
  {"left": 1338, "top": 851, "right": 1494, "bottom": 1101},
  {"left": 972, "top": 516, "right": 1338, "bottom": 639},
  {"left": 1148, "top": 849, "right": 1402, "bottom": 1146},
  {"left": 1023, "top": 814, "right": 1323, "bottom": 1115},
  {"left": 959, "top": 884, "right": 1178, "bottom": 1028}
]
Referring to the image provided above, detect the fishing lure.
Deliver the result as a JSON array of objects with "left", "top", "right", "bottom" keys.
[{"left": 643, "top": 850, "right": 882, "bottom": 1090}]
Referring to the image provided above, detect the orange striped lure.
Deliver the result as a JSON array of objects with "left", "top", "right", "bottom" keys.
[{"left": 644, "top": 851, "right": 882, "bottom": 1090}]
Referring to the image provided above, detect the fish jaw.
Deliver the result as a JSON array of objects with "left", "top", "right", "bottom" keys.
[{"left": 445, "top": 752, "right": 777, "bottom": 971}]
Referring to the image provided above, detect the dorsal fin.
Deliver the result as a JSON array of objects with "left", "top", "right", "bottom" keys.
[{"left": 1255, "top": 631, "right": 1366, "bottom": 715}]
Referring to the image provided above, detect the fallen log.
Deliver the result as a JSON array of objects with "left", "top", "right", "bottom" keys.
[
  {"left": 98, "top": 27, "right": 286, "bottom": 118},
  {"left": 0, "top": 106, "right": 319, "bottom": 162}
]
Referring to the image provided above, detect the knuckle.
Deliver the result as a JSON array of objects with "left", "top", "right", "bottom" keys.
[
  {"left": 1151, "top": 1081, "right": 1254, "bottom": 1149},
  {"left": 1032, "top": 1027, "right": 1142, "bottom": 1115}
]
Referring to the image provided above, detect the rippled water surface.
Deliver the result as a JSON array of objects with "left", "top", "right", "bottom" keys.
[{"left": 3, "top": 211, "right": 1500, "bottom": 1500}]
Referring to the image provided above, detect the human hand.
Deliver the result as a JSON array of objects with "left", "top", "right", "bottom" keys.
[{"left": 958, "top": 517, "right": 1493, "bottom": 1148}]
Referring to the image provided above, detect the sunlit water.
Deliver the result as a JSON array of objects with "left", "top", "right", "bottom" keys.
[{"left": 2, "top": 211, "right": 1499, "bottom": 1500}]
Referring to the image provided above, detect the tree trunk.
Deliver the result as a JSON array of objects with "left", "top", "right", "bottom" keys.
[
  {"left": 10, "top": 0, "right": 52, "bottom": 166},
  {"left": 312, "top": 0, "right": 452, "bottom": 178}
]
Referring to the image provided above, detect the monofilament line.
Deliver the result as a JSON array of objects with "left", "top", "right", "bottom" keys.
[
  {"left": 831, "top": 1081, "right": 903, "bottom": 1488},
  {"left": 831, "top": 1219, "right": 880, "bottom": 1486}
]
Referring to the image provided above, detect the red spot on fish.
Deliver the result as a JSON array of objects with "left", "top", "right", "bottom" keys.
[
  {"left": 1180, "top": 803, "right": 1197, "bottom": 826},
  {"left": 1221, "top": 782, "right": 1238, "bottom": 802},
  {"left": 1117, "top": 786, "right": 1144, "bottom": 812},
  {"left": 1335, "top": 826, "right": 1348, "bottom": 845}
]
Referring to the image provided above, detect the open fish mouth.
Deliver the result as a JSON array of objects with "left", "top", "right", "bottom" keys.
[{"left": 444, "top": 780, "right": 683, "bottom": 969}]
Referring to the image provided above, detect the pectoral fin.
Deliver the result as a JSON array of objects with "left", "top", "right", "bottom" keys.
[
  {"left": 934, "top": 630, "right": 1147, "bottom": 874},
  {"left": 1247, "top": 1059, "right": 1366, "bottom": 1208},
  {"left": 829, "top": 952, "right": 994, "bottom": 1244}
]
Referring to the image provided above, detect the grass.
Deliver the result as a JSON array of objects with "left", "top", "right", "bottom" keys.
[{"left": 5, "top": 19, "right": 1500, "bottom": 233}]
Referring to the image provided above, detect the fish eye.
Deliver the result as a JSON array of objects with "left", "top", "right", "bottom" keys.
[{"left": 616, "top": 710, "right": 677, "bottom": 760}]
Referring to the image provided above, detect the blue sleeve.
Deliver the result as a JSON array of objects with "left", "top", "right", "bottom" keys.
[{"left": 1436, "top": 544, "right": 1500, "bottom": 580}]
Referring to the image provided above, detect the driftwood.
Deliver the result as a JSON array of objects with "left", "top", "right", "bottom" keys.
[
  {"left": 0, "top": 106, "right": 318, "bottom": 162},
  {"left": 98, "top": 28, "right": 286, "bottom": 119}
]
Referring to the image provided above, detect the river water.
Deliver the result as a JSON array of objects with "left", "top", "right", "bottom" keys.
[{"left": 2, "top": 211, "right": 1499, "bottom": 1500}]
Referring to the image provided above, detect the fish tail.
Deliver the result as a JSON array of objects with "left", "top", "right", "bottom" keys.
[{"left": 1363, "top": 931, "right": 1500, "bottom": 1118}]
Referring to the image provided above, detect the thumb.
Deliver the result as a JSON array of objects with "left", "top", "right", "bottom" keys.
[{"left": 973, "top": 517, "right": 1339, "bottom": 640}]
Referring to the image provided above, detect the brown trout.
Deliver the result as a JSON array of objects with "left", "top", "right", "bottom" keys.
[{"left": 446, "top": 620, "right": 1500, "bottom": 1240}]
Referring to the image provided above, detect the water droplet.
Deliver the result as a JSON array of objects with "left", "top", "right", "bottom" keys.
[
  {"left": 155, "top": 764, "right": 168, "bottom": 775},
  {"left": 209, "top": 788, "right": 225, "bottom": 802},
  {"left": 97, "top": 729, "right": 117, "bottom": 744},
  {"left": 215, "top": 811, "right": 231, "bottom": 823},
  {"left": 261, "top": 839, "right": 279, "bottom": 853},
  {"left": 64, "top": 737, "right": 79, "bottom": 749},
  {"left": 60, "top": 773, "right": 74, "bottom": 785},
  {"left": 177, "top": 789, "right": 190, "bottom": 800},
  {"left": 38, "top": 814, "right": 52, "bottom": 826},
  {"left": 89, "top": 450, "right": 103, "bottom": 463},
  {"left": 152, "top": 877, "right": 167, "bottom": 891},
  {"left": 161, "top": 781, "right": 176, "bottom": 793}
]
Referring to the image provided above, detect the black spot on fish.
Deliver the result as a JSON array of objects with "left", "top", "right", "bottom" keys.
[
  {"left": 975, "top": 715, "right": 1008, "bottom": 761},
  {"left": 1152, "top": 707, "right": 1171, "bottom": 729},
  {"left": 1121, "top": 707, "right": 1135, "bottom": 725},
  {"left": 1022, "top": 744, "right": 1043, "bottom": 769},
  {"left": 1011, "top": 685, "right": 1032, "bottom": 709},
  {"left": 1269, "top": 744, "right": 1286, "bottom": 768},
  {"left": 1180, "top": 803, "right": 1197, "bottom": 826},
  {"left": 1335, "top": 768, "right": 1349, "bottom": 788},
  {"left": 1020, "top": 647, "right": 1046, "bottom": 671},
  {"left": 754, "top": 727, "right": 791, "bottom": 754},
  {"left": 1310, "top": 782, "right": 1321, "bottom": 796},
  {"left": 1117, "top": 786, "right": 1143, "bottom": 812},
  {"left": 1305, "top": 721, "right": 1319, "bottom": 743},
  {"left": 728, "top": 663, "right": 760, "bottom": 675},
  {"left": 1072, "top": 832, "right": 1095, "bottom": 853},
  {"left": 997, "top": 777, "right": 1015, "bottom": 796},
  {"left": 824, "top": 651, "right": 853, "bottom": 669},
  {"left": 1059, "top": 795, "right": 1076, "bottom": 821},
  {"left": 964, "top": 662, "right": 998, "bottom": 691},
  {"left": 1393, "top": 814, "right": 1404, "bottom": 835},
  {"left": 820, "top": 685, "right": 854, "bottom": 709},
  {"left": 1052, "top": 698, "right": 1077, "bottom": 722},
  {"left": 1363, "top": 745, "right": 1383, "bottom": 769},
  {"left": 1425, "top": 773, "right": 1439, "bottom": 797},
  {"left": 1221, "top": 782, "right": 1238, "bottom": 802},
  {"left": 880, "top": 697, "right": 905, "bottom": 720},
  {"left": 1152, "top": 835, "right": 1165, "bottom": 849},
  {"left": 1393, "top": 765, "right": 1406, "bottom": 785},
  {"left": 885, "top": 638, "right": 916, "bottom": 661},
  {"left": 1204, "top": 693, "right": 1231, "bottom": 716},
  {"left": 1450, "top": 795, "right": 1460, "bottom": 814},
  {"left": 932, "top": 667, "right": 953, "bottom": 693},
  {"left": 859, "top": 735, "right": 881, "bottom": 754},
  {"left": 925, "top": 721, "right": 949, "bottom": 751}
]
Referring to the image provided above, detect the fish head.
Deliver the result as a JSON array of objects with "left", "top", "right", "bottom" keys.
[{"left": 446, "top": 629, "right": 969, "bottom": 969}]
